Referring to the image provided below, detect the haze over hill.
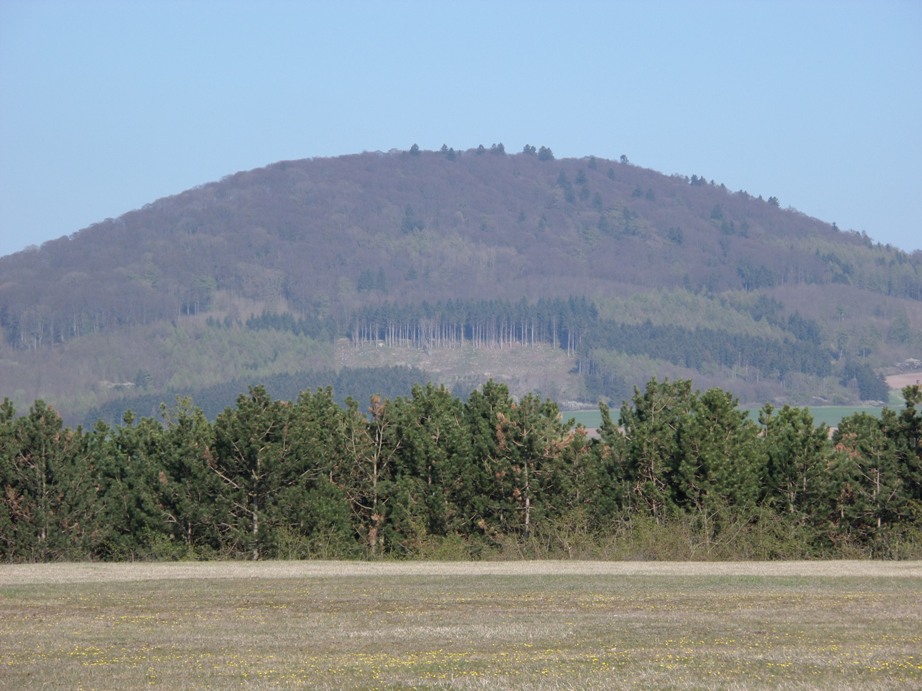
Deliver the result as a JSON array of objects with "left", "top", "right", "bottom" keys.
[{"left": 1, "top": 146, "right": 921, "bottom": 424}]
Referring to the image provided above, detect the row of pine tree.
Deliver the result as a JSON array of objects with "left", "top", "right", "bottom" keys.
[{"left": 1, "top": 379, "right": 920, "bottom": 562}]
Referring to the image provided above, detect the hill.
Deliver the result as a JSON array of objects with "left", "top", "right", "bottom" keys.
[{"left": 1, "top": 145, "right": 921, "bottom": 423}]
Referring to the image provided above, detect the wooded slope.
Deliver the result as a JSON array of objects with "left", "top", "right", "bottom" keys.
[{"left": 1, "top": 146, "right": 920, "bottom": 421}]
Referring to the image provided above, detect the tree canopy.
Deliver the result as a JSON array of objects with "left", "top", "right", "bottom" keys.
[{"left": 2, "top": 380, "right": 920, "bottom": 562}]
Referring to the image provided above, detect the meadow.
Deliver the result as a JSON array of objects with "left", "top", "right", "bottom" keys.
[{"left": 1, "top": 561, "right": 920, "bottom": 689}]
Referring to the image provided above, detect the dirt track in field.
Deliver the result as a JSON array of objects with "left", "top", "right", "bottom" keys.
[{"left": 1, "top": 559, "right": 920, "bottom": 585}]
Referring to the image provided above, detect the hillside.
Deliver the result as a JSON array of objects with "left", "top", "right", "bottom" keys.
[{"left": 1, "top": 145, "right": 921, "bottom": 422}]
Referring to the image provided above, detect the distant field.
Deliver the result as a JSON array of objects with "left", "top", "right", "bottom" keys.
[
  {"left": 562, "top": 370, "right": 922, "bottom": 431},
  {"left": 565, "top": 408, "right": 610, "bottom": 429},
  {"left": 770, "top": 405, "right": 881, "bottom": 428},
  {"left": 887, "top": 371, "right": 922, "bottom": 390},
  {"left": 1, "top": 561, "right": 920, "bottom": 689},
  {"left": 565, "top": 406, "right": 885, "bottom": 431}
]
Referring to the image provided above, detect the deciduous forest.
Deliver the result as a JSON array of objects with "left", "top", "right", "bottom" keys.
[{"left": 2, "top": 147, "right": 921, "bottom": 424}]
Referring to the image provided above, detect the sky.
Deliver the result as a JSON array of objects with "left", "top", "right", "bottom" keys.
[{"left": 1, "top": 0, "right": 920, "bottom": 258}]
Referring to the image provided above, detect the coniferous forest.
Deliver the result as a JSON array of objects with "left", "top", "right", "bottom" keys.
[{"left": 2, "top": 379, "right": 920, "bottom": 563}]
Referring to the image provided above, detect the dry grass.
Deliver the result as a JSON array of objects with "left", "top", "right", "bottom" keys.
[
  {"left": 1, "top": 561, "right": 920, "bottom": 689},
  {"left": 2, "top": 560, "right": 921, "bottom": 585}
]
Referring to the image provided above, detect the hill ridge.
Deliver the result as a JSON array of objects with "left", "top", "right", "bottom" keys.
[{"left": 1, "top": 146, "right": 920, "bottom": 421}]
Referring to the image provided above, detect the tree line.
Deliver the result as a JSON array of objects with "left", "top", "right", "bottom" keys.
[
  {"left": 2, "top": 379, "right": 920, "bottom": 562},
  {"left": 347, "top": 297, "right": 597, "bottom": 355}
]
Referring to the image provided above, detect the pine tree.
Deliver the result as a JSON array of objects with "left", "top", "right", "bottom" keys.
[
  {"left": 760, "top": 404, "right": 829, "bottom": 522},
  {"left": 830, "top": 413, "right": 904, "bottom": 551},
  {"left": 212, "top": 386, "right": 293, "bottom": 560},
  {"left": 618, "top": 379, "right": 694, "bottom": 521}
]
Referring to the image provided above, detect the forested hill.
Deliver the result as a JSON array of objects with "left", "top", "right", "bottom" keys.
[{"left": 1, "top": 145, "right": 921, "bottom": 422}]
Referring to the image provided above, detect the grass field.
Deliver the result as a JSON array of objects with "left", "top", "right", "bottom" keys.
[
  {"left": 1, "top": 561, "right": 920, "bottom": 689},
  {"left": 564, "top": 372, "right": 921, "bottom": 431}
]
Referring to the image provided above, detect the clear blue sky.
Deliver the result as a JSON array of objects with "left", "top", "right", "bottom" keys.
[{"left": 1, "top": 0, "right": 920, "bottom": 258}]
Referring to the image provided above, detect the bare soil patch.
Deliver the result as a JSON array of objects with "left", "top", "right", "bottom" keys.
[
  {"left": 336, "top": 339, "right": 584, "bottom": 401},
  {"left": 886, "top": 371, "right": 922, "bottom": 390}
]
